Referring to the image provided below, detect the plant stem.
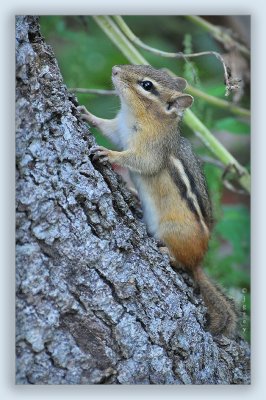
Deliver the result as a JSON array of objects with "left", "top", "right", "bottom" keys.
[
  {"left": 93, "top": 16, "right": 148, "bottom": 65},
  {"left": 183, "top": 109, "right": 250, "bottom": 192},
  {"left": 92, "top": 15, "right": 250, "bottom": 193},
  {"left": 186, "top": 16, "right": 250, "bottom": 58},
  {"left": 186, "top": 85, "right": 250, "bottom": 118},
  {"left": 113, "top": 16, "right": 234, "bottom": 96}
]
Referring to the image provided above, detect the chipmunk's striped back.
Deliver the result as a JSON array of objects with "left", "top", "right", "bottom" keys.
[{"left": 169, "top": 136, "right": 213, "bottom": 231}]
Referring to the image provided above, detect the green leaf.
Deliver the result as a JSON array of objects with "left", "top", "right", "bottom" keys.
[{"left": 214, "top": 117, "right": 250, "bottom": 135}]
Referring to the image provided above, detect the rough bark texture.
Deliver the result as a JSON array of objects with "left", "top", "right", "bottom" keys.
[{"left": 15, "top": 16, "right": 250, "bottom": 385}]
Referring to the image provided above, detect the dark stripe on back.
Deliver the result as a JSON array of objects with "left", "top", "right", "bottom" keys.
[
  {"left": 168, "top": 163, "right": 200, "bottom": 223},
  {"left": 177, "top": 136, "right": 213, "bottom": 228},
  {"left": 183, "top": 165, "right": 208, "bottom": 221}
]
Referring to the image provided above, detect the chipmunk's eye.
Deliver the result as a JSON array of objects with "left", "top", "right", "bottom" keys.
[{"left": 140, "top": 80, "right": 153, "bottom": 91}]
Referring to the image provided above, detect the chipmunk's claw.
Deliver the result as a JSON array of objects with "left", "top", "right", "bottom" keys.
[
  {"left": 90, "top": 145, "right": 110, "bottom": 163},
  {"left": 77, "top": 105, "right": 87, "bottom": 113}
]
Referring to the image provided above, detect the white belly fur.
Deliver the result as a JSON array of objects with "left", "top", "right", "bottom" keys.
[
  {"left": 130, "top": 173, "right": 159, "bottom": 236},
  {"left": 117, "top": 107, "right": 135, "bottom": 149},
  {"left": 117, "top": 109, "right": 159, "bottom": 235}
]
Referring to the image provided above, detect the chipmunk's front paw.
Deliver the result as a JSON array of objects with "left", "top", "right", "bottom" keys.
[
  {"left": 90, "top": 145, "right": 111, "bottom": 163},
  {"left": 77, "top": 106, "right": 97, "bottom": 127},
  {"left": 77, "top": 105, "right": 88, "bottom": 114}
]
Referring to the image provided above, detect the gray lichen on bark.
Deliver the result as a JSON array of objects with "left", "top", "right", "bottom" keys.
[{"left": 16, "top": 15, "right": 250, "bottom": 384}]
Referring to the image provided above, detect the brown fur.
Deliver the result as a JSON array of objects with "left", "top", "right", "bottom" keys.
[{"left": 193, "top": 267, "right": 238, "bottom": 337}]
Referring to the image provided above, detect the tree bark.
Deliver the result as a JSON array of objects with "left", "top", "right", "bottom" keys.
[{"left": 16, "top": 16, "right": 250, "bottom": 385}]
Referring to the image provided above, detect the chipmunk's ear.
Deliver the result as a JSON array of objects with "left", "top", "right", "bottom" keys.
[
  {"left": 174, "top": 77, "right": 187, "bottom": 92},
  {"left": 166, "top": 94, "right": 194, "bottom": 113},
  {"left": 175, "top": 94, "right": 194, "bottom": 109}
]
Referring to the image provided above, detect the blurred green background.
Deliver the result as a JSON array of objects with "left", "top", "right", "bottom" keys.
[{"left": 40, "top": 16, "right": 250, "bottom": 341}]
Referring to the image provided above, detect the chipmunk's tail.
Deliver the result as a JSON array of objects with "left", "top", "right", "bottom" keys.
[{"left": 193, "top": 266, "right": 238, "bottom": 337}]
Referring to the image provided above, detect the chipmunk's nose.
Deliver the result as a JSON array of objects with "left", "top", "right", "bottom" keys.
[{"left": 112, "top": 65, "right": 122, "bottom": 76}]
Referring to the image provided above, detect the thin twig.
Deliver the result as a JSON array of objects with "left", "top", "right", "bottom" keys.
[
  {"left": 201, "top": 156, "right": 247, "bottom": 194},
  {"left": 222, "top": 179, "right": 247, "bottom": 195},
  {"left": 201, "top": 156, "right": 224, "bottom": 169},
  {"left": 113, "top": 16, "right": 239, "bottom": 96},
  {"left": 70, "top": 88, "right": 116, "bottom": 96},
  {"left": 186, "top": 16, "right": 250, "bottom": 58}
]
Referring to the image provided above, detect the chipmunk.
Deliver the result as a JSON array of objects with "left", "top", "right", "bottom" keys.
[{"left": 78, "top": 64, "right": 237, "bottom": 337}]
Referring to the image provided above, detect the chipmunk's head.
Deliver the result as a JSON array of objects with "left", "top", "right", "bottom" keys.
[{"left": 112, "top": 64, "right": 193, "bottom": 121}]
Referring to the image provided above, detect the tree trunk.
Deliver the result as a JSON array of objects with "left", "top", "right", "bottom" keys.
[{"left": 15, "top": 15, "right": 250, "bottom": 385}]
